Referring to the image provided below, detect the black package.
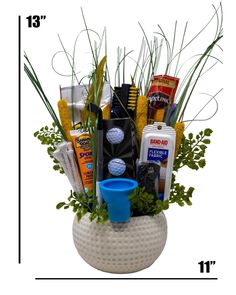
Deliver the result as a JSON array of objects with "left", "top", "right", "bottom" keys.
[
  {"left": 103, "top": 118, "right": 136, "bottom": 179},
  {"left": 137, "top": 162, "right": 161, "bottom": 196}
]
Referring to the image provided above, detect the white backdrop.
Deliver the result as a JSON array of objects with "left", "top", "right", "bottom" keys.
[{"left": 1, "top": 0, "right": 236, "bottom": 294}]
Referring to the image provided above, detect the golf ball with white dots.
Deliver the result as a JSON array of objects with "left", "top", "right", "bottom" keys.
[
  {"left": 106, "top": 128, "right": 124, "bottom": 144},
  {"left": 108, "top": 158, "right": 126, "bottom": 176}
]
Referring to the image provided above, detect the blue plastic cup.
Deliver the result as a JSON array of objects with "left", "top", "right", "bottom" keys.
[{"left": 99, "top": 178, "right": 138, "bottom": 223}]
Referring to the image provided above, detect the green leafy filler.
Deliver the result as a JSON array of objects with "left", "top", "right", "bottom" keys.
[
  {"left": 34, "top": 122, "right": 64, "bottom": 173},
  {"left": 56, "top": 190, "right": 109, "bottom": 224},
  {"left": 35, "top": 125, "right": 212, "bottom": 222}
]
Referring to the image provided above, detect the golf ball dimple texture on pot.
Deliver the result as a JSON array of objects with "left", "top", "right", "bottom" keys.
[
  {"left": 108, "top": 158, "right": 126, "bottom": 176},
  {"left": 106, "top": 128, "right": 124, "bottom": 144}
]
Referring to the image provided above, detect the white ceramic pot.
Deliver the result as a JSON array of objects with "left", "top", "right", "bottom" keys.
[{"left": 73, "top": 212, "right": 167, "bottom": 274}]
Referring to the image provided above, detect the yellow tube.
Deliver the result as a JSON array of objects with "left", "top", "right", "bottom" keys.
[
  {"left": 135, "top": 95, "right": 148, "bottom": 141},
  {"left": 58, "top": 99, "right": 73, "bottom": 141},
  {"left": 174, "top": 121, "right": 185, "bottom": 158}
]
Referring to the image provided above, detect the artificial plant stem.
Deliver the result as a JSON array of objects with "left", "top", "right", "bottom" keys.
[
  {"left": 57, "top": 34, "right": 80, "bottom": 85},
  {"left": 168, "top": 21, "right": 177, "bottom": 75},
  {"left": 25, "top": 59, "right": 60, "bottom": 123},
  {"left": 26, "top": 71, "right": 67, "bottom": 139},
  {"left": 140, "top": 42, "right": 148, "bottom": 92},
  {"left": 123, "top": 47, "right": 126, "bottom": 84},
  {"left": 104, "top": 27, "right": 110, "bottom": 83},
  {"left": 24, "top": 53, "right": 41, "bottom": 84},
  {"left": 138, "top": 22, "right": 155, "bottom": 77},
  {"left": 114, "top": 49, "right": 134, "bottom": 87},
  {"left": 174, "top": 53, "right": 222, "bottom": 100},
  {"left": 80, "top": 7, "right": 98, "bottom": 68},
  {"left": 156, "top": 39, "right": 164, "bottom": 72},
  {"left": 171, "top": 34, "right": 222, "bottom": 126},
  {"left": 71, "top": 38, "right": 77, "bottom": 126},
  {"left": 157, "top": 25, "right": 171, "bottom": 75},
  {"left": 175, "top": 57, "right": 202, "bottom": 100},
  {"left": 24, "top": 57, "right": 67, "bottom": 140},
  {"left": 212, "top": 4, "right": 220, "bottom": 41},
  {"left": 178, "top": 35, "right": 223, "bottom": 121},
  {"left": 184, "top": 88, "right": 222, "bottom": 129},
  {"left": 92, "top": 121, "right": 97, "bottom": 197},
  {"left": 145, "top": 54, "right": 153, "bottom": 95},
  {"left": 153, "top": 37, "right": 160, "bottom": 74},
  {"left": 170, "top": 4, "right": 221, "bottom": 64},
  {"left": 128, "top": 56, "right": 146, "bottom": 95},
  {"left": 174, "top": 22, "right": 188, "bottom": 77},
  {"left": 133, "top": 37, "right": 145, "bottom": 82},
  {"left": 97, "top": 27, "right": 105, "bottom": 59},
  {"left": 117, "top": 47, "right": 120, "bottom": 86},
  {"left": 92, "top": 72, "right": 98, "bottom": 196},
  {"left": 177, "top": 58, "right": 220, "bottom": 99}
]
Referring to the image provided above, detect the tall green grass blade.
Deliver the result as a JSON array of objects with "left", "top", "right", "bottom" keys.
[
  {"left": 24, "top": 54, "right": 67, "bottom": 140},
  {"left": 115, "top": 49, "right": 134, "bottom": 87},
  {"left": 174, "top": 21, "right": 188, "bottom": 77},
  {"left": 155, "top": 25, "right": 172, "bottom": 75},
  {"left": 138, "top": 22, "right": 155, "bottom": 77},
  {"left": 184, "top": 88, "right": 222, "bottom": 129},
  {"left": 169, "top": 3, "right": 221, "bottom": 65},
  {"left": 57, "top": 34, "right": 80, "bottom": 85},
  {"left": 171, "top": 34, "right": 223, "bottom": 125},
  {"left": 133, "top": 37, "right": 145, "bottom": 82},
  {"left": 24, "top": 67, "right": 63, "bottom": 136},
  {"left": 168, "top": 21, "right": 177, "bottom": 75},
  {"left": 116, "top": 46, "right": 121, "bottom": 86},
  {"left": 104, "top": 27, "right": 110, "bottom": 83},
  {"left": 128, "top": 55, "right": 146, "bottom": 95},
  {"left": 123, "top": 47, "right": 126, "bottom": 84},
  {"left": 81, "top": 7, "right": 98, "bottom": 68},
  {"left": 175, "top": 53, "right": 222, "bottom": 100}
]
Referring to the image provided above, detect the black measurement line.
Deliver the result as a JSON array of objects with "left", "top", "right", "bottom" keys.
[
  {"left": 18, "top": 15, "right": 21, "bottom": 264},
  {"left": 35, "top": 277, "right": 218, "bottom": 281}
]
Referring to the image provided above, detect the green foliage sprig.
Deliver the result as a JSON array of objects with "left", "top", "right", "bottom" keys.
[
  {"left": 129, "top": 178, "right": 193, "bottom": 217},
  {"left": 170, "top": 128, "right": 213, "bottom": 206},
  {"left": 170, "top": 173, "right": 194, "bottom": 206},
  {"left": 57, "top": 190, "right": 109, "bottom": 224},
  {"left": 174, "top": 128, "right": 213, "bottom": 172},
  {"left": 34, "top": 122, "right": 64, "bottom": 173},
  {"left": 129, "top": 187, "right": 170, "bottom": 216}
]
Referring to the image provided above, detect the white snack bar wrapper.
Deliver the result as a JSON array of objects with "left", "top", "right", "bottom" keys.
[{"left": 61, "top": 82, "right": 111, "bottom": 126}]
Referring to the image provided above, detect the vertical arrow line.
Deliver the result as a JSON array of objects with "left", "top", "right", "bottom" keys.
[{"left": 18, "top": 15, "right": 21, "bottom": 264}]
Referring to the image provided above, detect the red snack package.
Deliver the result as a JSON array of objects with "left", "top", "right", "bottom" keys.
[{"left": 147, "top": 75, "right": 179, "bottom": 123}]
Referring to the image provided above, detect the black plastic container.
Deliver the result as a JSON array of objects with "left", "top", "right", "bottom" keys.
[{"left": 102, "top": 118, "right": 136, "bottom": 179}]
